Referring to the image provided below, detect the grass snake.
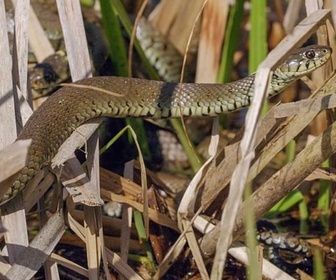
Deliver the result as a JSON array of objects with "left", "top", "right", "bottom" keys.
[{"left": 3, "top": 45, "right": 331, "bottom": 204}]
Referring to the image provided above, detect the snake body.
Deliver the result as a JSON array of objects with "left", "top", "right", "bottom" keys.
[
  {"left": 29, "top": 17, "right": 183, "bottom": 97},
  {"left": 136, "top": 18, "right": 193, "bottom": 82},
  {"left": 3, "top": 45, "right": 331, "bottom": 204},
  {"left": 257, "top": 220, "right": 313, "bottom": 274}
]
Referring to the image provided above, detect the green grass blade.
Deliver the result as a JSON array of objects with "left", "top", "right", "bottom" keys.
[
  {"left": 109, "top": 0, "right": 160, "bottom": 80},
  {"left": 170, "top": 119, "right": 202, "bottom": 172},
  {"left": 318, "top": 160, "right": 330, "bottom": 233},
  {"left": 313, "top": 248, "right": 326, "bottom": 280},
  {"left": 247, "top": 10, "right": 267, "bottom": 269},
  {"left": 80, "top": 0, "right": 95, "bottom": 7},
  {"left": 217, "top": 0, "right": 245, "bottom": 128},
  {"left": 99, "top": 0, "right": 128, "bottom": 76},
  {"left": 217, "top": 0, "right": 245, "bottom": 83},
  {"left": 267, "top": 189, "right": 303, "bottom": 216},
  {"left": 133, "top": 210, "right": 156, "bottom": 272},
  {"left": 249, "top": 0, "right": 267, "bottom": 73},
  {"left": 249, "top": 0, "right": 268, "bottom": 115}
]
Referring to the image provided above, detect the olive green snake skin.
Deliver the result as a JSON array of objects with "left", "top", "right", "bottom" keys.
[{"left": 2, "top": 45, "right": 331, "bottom": 204}]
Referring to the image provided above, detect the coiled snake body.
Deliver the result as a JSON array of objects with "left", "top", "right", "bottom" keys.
[
  {"left": 3, "top": 45, "right": 331, "bottom": 204},
  {"left": 257, "top": 220, "right": 313, "bottom": 274}
]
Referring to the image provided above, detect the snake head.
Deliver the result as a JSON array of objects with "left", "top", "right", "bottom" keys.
[
  {"left": 277, "top": 45, "right": 332, "bottom": 79},
  {"left": 30, "top": 63, "right": 58, "bottom": 87},
  {"left": 29, "top": 63, "right": 59, "bottom": 98}
]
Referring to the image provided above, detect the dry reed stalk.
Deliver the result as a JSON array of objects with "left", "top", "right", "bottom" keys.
[
  {"left": 149, "top": 0, "right": 204, "bottom": 55},
  {"left": 55, "top": 1, "right": 106, "bottom": 279},
  {"left": 196, "top": 0, "right": 229, "bottom": 83},
  {"left": 0, "top": 1, "right": 31, "bottom": 275}
]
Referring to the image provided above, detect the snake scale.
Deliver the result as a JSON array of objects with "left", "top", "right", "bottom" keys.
[{"left": 2, "top": 45, "right": 331, "bottom": 204}]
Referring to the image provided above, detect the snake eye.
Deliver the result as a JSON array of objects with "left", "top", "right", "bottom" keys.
[{"left": 305, "top": 50, "right": 316, "bottom": 59}]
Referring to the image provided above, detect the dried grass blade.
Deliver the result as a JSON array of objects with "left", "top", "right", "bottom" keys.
[
  {"left": 183, "top": 219, "right": 209, "bottom": 279},
  {"left": 149, "top": 0, "right": 204, "bottom": 55},
  {"left": 306, "top": 167, "right": 336, "bottom": 181},
  {"left": 176, "top": 120, "right": 219, "bottom": 279},
  {"left": 105, "top": 248, "right": 142, "bottom": 280},
  {"left": 100, "top": 189, "right": 178, "bottom": 231},
  {"left": 44, "top": 260, "right": 60, "bottom": 279},
  {"left": 61, "top": 156, "right": 104, "bottom": 206},
  {"left": 1, "top": 0, "right": 31, "bottom": 266},
  {"left": 28, "top": 5, "right": 54, "bottom": 62},
  {"left": 0, "top": 140, "right": 30, "bottom": 186},
  {"left": 50, "top": 253, "right": 89, "bottom": 277},
  {"left": 126, "top": 128, "right": 149, "bottom": 236},
  {"left": 5, "top": 211, "right": 65, "bottom": 280},
  {"left": 56, "top": 0, "right": 92, "bottom": 79},
  {"left": 178, "top": 119, "right": 219, "bottom": 221},
  {"left": 85, "top": 131, "right": 104, "bottom": 279},
  {"left": 273, "top": 93, "right": 336, "bottom": 118},
  {"left": 67, "top": 209, "right": 86, "bottom": 241},
  {"left": 195, "top": 0, "right": 229, "bottom": 83},
  {"left": 52, "top": 118, "right": 104, "bottom": 168},
  {"left": 120, "top": 162, "right": 135, "bottom": 271},
  {"left": 228, "top": 244, "right": 295, "bottom": 280},
  {"left": 83, "top": 207, "right": 103, "bottom": 279},
  {"left": 23, "top": 170, "right": 54, "bottom": 212},
  {"left": 283, "top": 0, "right": 304, "bottom": 33},
  {"left": 153, "top": 230, "right": 187, "bottom": 279},
  {"left": 0, "top": 0, "right": 16, "bottom": 148},
  {"left": 11, "top": 1, "right": 30, "bottom": 101}
]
